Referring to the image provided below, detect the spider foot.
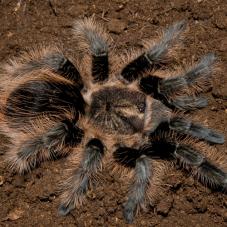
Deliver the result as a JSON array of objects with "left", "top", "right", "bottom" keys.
[
  {"left": 123, "top": 198, "right": 137, "bottom": 224},
  {"left": 169, "top": 116, "right": 225, "bottom": 144},
  {"left": 175, "top": 145, "right": 227, "bottom": 191},
  {"left": 58, "top": 203, "right": 75, "bottom": 216},
  {"left": 169, "top": 96, "right": 208, "bottom": 110},
  {"left": 159, "top": 54, "right": 216, "bottom": 96}
]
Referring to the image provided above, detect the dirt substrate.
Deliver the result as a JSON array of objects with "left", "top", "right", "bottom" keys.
[{"left": 0, "top": 0, "right": 226, "bottom": 226}]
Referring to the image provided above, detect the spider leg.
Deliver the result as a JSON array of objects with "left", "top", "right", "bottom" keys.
[
  {"left": 159, "top": 54, "right": 215, "bottom": 96},
  {"left": 174, "top": 145, "right": 227, "bottom": 190},
  {"left": 74, "top": 18, "right": 110, "bottom": 83},
  {"left": 59, "top": 138, "right": 105, "bottom": 216},
  {"left": 120, "top": 20, "right": 186, "bottom": 83},
  {"left": 146, "top": 134, "right": 227, "bottom": 191},
  {"left": 168, "top": 116, "right": 224, "bottom": 144},
  {"left": 139, "top": 54, "right": 215, "bottom": 110},
  {"left": 3, "top": 47, "right": 84, "bottom": 89},
  {"left": 168, "top": 96, "right": 208, "bottom": 110},
  {"left": 144, "top": 99, "right": 224, "bottom": 144},
  {"left": 123, "top": 155, "right": 150, "bottom": 223},
  {"left": 113, "top": 146, "right": 150, "bottom": 223},
  {"left": 6, "top": 118, "right": 84, "bottom": 174},
  {"left": 140, "top": 75, "right": 208, "bottom": 110},
  {"left": 0, "top": 68, "right": 86, "bottom": 173},
  {"left": 113, "top": 146, "right": 167, "bottom": 223}
]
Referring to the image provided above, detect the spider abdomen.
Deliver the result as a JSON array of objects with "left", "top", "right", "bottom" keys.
[
  {"left": 4, "top": 75, "right": 85, "bottom": 128},
  {"left": 88, "top": 87, "right": 146, "bottom": 134}
]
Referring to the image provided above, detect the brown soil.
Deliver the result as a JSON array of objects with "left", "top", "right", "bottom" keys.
[{"left": 0, "top": 0, "right": 226, "bottom": 226}]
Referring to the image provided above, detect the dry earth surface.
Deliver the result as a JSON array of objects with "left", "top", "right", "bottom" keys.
[{"left": 0, "top": 0, "right": 226, "bottom": 226}]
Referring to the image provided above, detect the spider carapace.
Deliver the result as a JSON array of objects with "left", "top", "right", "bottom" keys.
[{"left": 88, "top": 87, "right": 146, "bottom": 134}]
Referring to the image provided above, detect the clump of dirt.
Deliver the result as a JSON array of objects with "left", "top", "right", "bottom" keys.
[{"left": 0, "top": 0, "right": 226, "bottom": 226}]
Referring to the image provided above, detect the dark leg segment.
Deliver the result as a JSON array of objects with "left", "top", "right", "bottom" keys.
[
  {"left": 158, "top": 54, "right": 215, "bottom": 95},
  {"left": 169, "top": 117, "right": 225, "bottom": 144},
  {"left": 113, "top": 147, "right": 143, "bottom": 168},
  {"left": 9, "top": 119, "right": 84, "bottom": 173},
  {"left": 40, "top": 53, "right": 84, "bottom": 89},
  {"left": 140, "top": 75, "right": 208, "bottom": 110},
  {"left": 145, "top": 140, "right": 227, "bottom": 191},
  {"left": 74, "top": 19, "right": 109, "bottom": 82},
  {"left": 139, "top": 75, "right": 161, "bottom": 96},
  {"left": 92, "top": 54, "right": 109, "bottom": 82},
  {"left": 12, "top": 52, "right": 84, "bottom": 89},
  {"left": 89, "top": 34, "right": 109, "bottom": 82},
  {"left": 120, "top": 21, "right": 186, "bottom": 82},
  {"left": 113, "top": 146, "right": 151, "bottom": 223},
  {"left": 59, "top": 138, "right": 105, "bottom": 216},
  {"left": 121, "top": 54, "right": 154, "bottom": 83},
  {"left": 174, "top": 145, "right": 227, "bottom": 190}
]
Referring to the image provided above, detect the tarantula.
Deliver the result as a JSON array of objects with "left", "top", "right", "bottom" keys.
[{"left": 0, "top": 18, "right": 226, "bottom": 223}]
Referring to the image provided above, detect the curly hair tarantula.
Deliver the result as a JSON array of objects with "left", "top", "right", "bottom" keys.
[{"left": 0, "top": 18, "right": 226, "bottom": 223}]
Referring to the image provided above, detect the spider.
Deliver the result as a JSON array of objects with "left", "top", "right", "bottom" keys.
[{"left": 0, "top": 18, "right": 226, "bottom": 223}]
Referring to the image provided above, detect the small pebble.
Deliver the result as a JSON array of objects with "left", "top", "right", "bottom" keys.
[
  {"left": 212, "top": 12, "right": 227, "bottom": 30},
  {"left": 6, "top": 208, "right": 24, "bottom": 221},
  {"left": 193, "top": 200, "right": 207, "bottom": 213},
  {"left": 212, "top": 88, "right": 227, "bottom": 100},
  {"left": 107, "top": 207, "right": 117, "bottom": 214},
  {"left": 107, "top": 19, "right": 127, "bottom": 34},
  {"left": 87, "top": 190, "right": 96, "bottom": 200},
  {"left": 156, "top": 196, "right": 173, "bottom": 216},
  {"left": 223, "top": 211, "right": 227, "bottom": 222},
  {"left": 13, "top": 175, "right": 25, "bottom": 188},
  {"left": 0, "top": 175, "right": 4, "bottom": 186},
  {"left": 211, "top": 106, "right": 217, "bottom": 111}
]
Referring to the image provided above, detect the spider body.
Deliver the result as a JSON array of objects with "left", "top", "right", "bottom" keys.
[
  {"left": 0, "top": 18, "right": 226, "bottom": 223},
  {"left": 88, "top": 86, "right": 146, "bottom": 134}
]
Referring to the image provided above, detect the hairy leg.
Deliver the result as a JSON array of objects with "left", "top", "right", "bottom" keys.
[
  {"left": 3, "top": 46, "right": 84, "bottom": 89},
  {"left": 123, "top": 156, "right": 150, "bottom": 223},
  {"left": 120, "top": 21, "right": 186, "bottom": 83},
  {"left": 144, "top": 98, "right": 224, "bottom": 144},
  {"left": 5, "top": 118, "right": 84, "bottom": 174},
  {"left": 174, "top": 145, "right": 227, "bottom": 190},
  {"left": 59, "top": 138, "right": 105, "bottom": 215},
  {"left": 140, "top": 75, "right": 208, "bottom": 110},
  {"left": 146, "top": 133, "right": 227, "bottom": 191},
  {"left": 139, "top": 54, "right": 215, "bottom": 110},
  {"left": 113, "top": 145, "right": 167, "bottom": 223},
  {"left": 159, "top": 54, "right": 215, "bottom": 96},
  {"left": 74, "top": 18, "right": 110, "bottom": 82},
  {"left": 168, "top": 116, "right": 224, "bottom": 144}
]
